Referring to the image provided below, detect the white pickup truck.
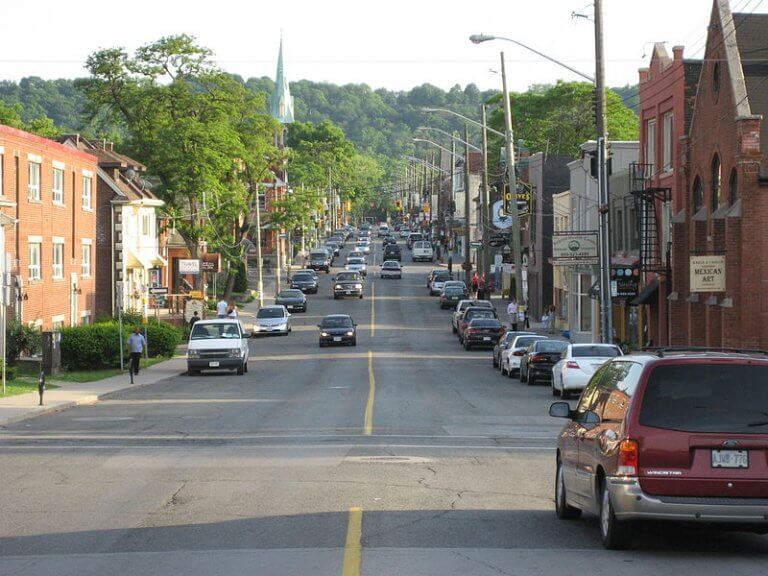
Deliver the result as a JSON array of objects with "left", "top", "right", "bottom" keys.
[{"left": 411, "top": 241, "right": 434, "bottom": 262}]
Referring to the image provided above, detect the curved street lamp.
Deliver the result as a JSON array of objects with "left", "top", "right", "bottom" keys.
[{"left": 416, "top": 127, "right": 482, "bottom": 152}]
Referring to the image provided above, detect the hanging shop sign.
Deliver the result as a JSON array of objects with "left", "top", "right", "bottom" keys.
[
  {"left": 552, "top": 231, "right": 599, "bottom": 265},
  {"left": 610, "top": 266, "right": 640, "bottom": 298},
  {"left": 690, "top": 255, "right": 726, "bottom": 292}
]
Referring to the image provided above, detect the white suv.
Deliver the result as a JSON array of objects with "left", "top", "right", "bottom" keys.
[
  {"left": 412, "top": 241, "right": 434, "bottom": 262},
  {"left": 187, "top": 319, "right": 250, "bottom": 375}
]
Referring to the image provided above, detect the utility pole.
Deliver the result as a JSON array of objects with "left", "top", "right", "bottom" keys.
[
  {"left": 501, "top": 51, "right": 524, "bottom": 304},
  {"left": 595, "top": 0, "right": 612, "bottom": 344},
  {"left": 481, "top": 104, "right": 491, "bottom": 296},
  {"left": 254, "top": 184, "right": 265, "bottom": 307},
  {"left": 463, "top": 125, "right": 472, "bottom": 285}
]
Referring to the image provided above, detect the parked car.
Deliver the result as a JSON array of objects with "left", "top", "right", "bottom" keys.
[
  {"left": 426, "top": 268, "right": 444, "bottom": 288},
  {"left": 552, "top": 343, "right": 623, "bottom": 398},
  {"left": 452, "top": 299, "right": 494, "bottom": 333},
  {"left": 308, "top": 250, "right": 331, "bottom": 273},
  {"left": 429, "top": 270, "right": 453, "bottom": 296},
  {"left": 383, "top": 243, "right": 402, "bottom": 261},
  {"left": 519, "top": 339, "right": 569, "bottom": 385},
  {"left": 332, "top": 271, "right": 364, "bottom": 299},
  {"left": 442, "top": 280, "right": 468, "bottom": 299},
  {"left": 274, "top": 289, "right": 307, "bottom": 312},
  {"left": 500, "top": 334, "right": 549, "bottom": 377},
  {"left": 345, "top": 256, "right": 368, "bottom": 276},
  {"left": 187, "top": 319, "right": 250, "bottom": 375},
  {"left": 290, "top": 271, "right": 319, "bottom": 293},
  {"left": 380, "top": 260, "right": 403, "bottom": 279},
  {"left": 412, "top": 241, "right": 434, "bottom": 262},
  {"left": 549, "top": 349, "right": 768, "bottom": 549},
  {"left": 463, "top": 318, "right": 505, "bottom": 350},
  {"left": 253, "top": 305, "right": 292, "bottom": 336},
  {"left": 439, "top": 285, "right": 466, "bottom": 309},
  {"left": 406, "top": 232, "right": 423, "bottom": 249},
  {"left": 492, "top": 330, "right": 535, "bottom": 368},
  {"left": 318, "top": 314, "right": 358, "bottom": 347},
  {"left": 457, "top": 306, "right": 499, "bottom": 343}
]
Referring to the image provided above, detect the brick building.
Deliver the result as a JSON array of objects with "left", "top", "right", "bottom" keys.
[
  {"left": 636, "top": 44, "right": 701, "bottom": 346},
  {"left": 0, "top": 125, "right": 98, "bottom": 329},
  {"left": 671, "top": 0, "right": 768, "bottom": 349}
]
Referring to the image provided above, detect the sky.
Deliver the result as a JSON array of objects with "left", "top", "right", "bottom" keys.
[{"left": 0, "top": 0, "right": 762, "bottom": 92}]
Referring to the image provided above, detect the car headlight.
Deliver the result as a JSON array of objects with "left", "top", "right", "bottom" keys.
[
  {"left": 346, "top": 331, "right": 354, "bottom": 336},
  {"left": 229, "top": 348, "right": 243, "bottom": 358},
  {"left": 187, "top": 349, "right": 199, "bottom": 358},
  {"left": 335, "top": 284, "right": 343, "bottom": 290},
  {"left": 355, "top": 283, "right": 362, "bottom": 289},
  {"left": 252, "top": 325, "right": 261, "bottom": 332},
  {"left": 320, "top": 331, "right": 330, "bottom": 337}
]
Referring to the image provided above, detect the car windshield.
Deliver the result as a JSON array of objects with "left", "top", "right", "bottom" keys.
[
  {"left": 515, "top": 336, "right": 547, "bottom": 348},
  {"left": 348, "top": 258, "right": 365, "bottom": 264},
  {"left": 310, "top": 252, "right": 327, "bottom": 259},
  {"left": 640, "top": 364, "right": 768, "bottom": 434},
  {"left": 190, "top": 323, "right": 241, "bottom": 340},
  {"left": 444, "top": 287, "right": 464, "bottom": 295},
  {"left": 278, "top": 290, "right": 302, "bottom": 299},
  {"left": 322, "top": 317, "right": 353, "bottom": 328},
  {"left": 383, "top": 262, "right": 399, "bottom": 268},
  {"left": 466, "top": 309, "right": 495, "bottom": 320},
  {"left": 572, "top": 345, "right": 621, "bottom": 358},
  {"left": 292, "top": 273, "right": 313, "bottom": 281},
  {"left": 336, "top": 273, "right": 360, "bottom": 281},
  {"left": 257, "top": 308, "right": 285, "bottom": 319},
  {"left": 535, "top": 340, "right": 568, "bottom": 352},
  {"left": 433, "top": 274, "right": 451, "bottom": 282},
  {"left": 410, "top": 234, "right": 423, "bottom": 241}
]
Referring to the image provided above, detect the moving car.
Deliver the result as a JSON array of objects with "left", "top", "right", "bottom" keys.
[
  {"left": 253, "top": 305, "right": 292, "bottom": 336},
  {"left": 378, "top": 224, "right": 390, "bottom": 237},
  {"left": 452, "top": 299, "right": 494, "bottom": 333},
  {"left": 290, "top": 270, "right": 319, "bottom": 293},
  {"left": 325, "top": 240, "right": 341, "bottom": 256},
  {"left": 399, "top": 228, "right": 411, "bottom": 238},
  {"left": 332, "top": 271, "right": 364, "bottom": 299},
  {"left": 355, "top": 241, "right": 371, "bottom": 255},
  {"left": 439, "top": 285, "right": 466, "bottom": 308},
  {"left": 493, "top": 331, "right": 535, "bottom": 368},
  {"left": 457, "top": 306, "right": 499, "bottom": 343},
  {"left": 382, "top": 235, "right": 397, "bottom": 246},
  {"left": 519, "top": 339, "right": 569, "bottom": 385},
  {"left": 380, "top": 260, "right": 403, "bottom": 279},
  {"left": 308, "top": 249, "right": 331, "bottom": 273},
  {"left": 318, "top": 314, "right": 358, "bottom": 347},
  {"left": 412, "top": 241, "right": 434, "bottom": 262},
  {"left": 383, "top": 243, "right": 402, "bottom": 261},
  {"left": 551, "top": 343, "right": 623, "bottom": 398},
  {"left": 187, "top": 319, "right": 250, "bottom": 375},
  {"left": 345, "top": 256, "right": 368, "bottom": 276},
  {"left": 500, "top": 334, "right": 549, "bottom": 377},
  {"left": 274, "top": 289, "right": 307, "bottom": 312},
  {"left": 462, "top": 318, "right": 505, "bottom": 350},
  {"left": 429, "top": 270, "right": 453, "bottom": 296},
  {"left": 549, "top": 349, "right": 768, "bottom": 549},
  {"left": 406, "top": 232, "right": 423, "bottom": 249}
]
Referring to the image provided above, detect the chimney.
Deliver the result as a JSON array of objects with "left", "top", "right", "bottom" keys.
[
  {"left": 672, "top": 45, "right": 684, "bottom": 61},
  {"left": 639, "top": 68, "right": 650, "bottom": 84}
]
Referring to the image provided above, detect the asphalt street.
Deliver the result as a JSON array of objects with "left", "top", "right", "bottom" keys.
[{"left": 0, "top": 239, "right": 766, "bottom": 576}]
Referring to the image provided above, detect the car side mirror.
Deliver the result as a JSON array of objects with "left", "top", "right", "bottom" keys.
[
  {"left": 549, "top": 402, "right": 573, "bottom": 419},
  {"left": 242, "top": 332, "right": 252, "bottom": 339}
]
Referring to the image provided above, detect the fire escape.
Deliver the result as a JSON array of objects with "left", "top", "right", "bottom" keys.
[{"left": 630, "top": 163, "right": 671, "bottom": 275}]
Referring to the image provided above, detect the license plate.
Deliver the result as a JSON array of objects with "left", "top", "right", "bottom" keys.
[
  {"left": 712, "top": 450, "right": 749, "bottom": 468},
  {"left": 286, "top": 305, "right": 294, "bottom": 309},
  {"left": 333, "top": 337, "right": 342, "bottom": 342},
  {"left": 346, "top": 291, "right": 352, "bottom": 294},
  {"left": 483, "top": 337, "right": 491, "bottom": 341},
  {"left": 208, "top": 361, "right": 220, "bottom": 367}
]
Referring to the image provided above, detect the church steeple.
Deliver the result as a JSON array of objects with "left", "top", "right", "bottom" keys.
[{"left": 270, "top": 38, "right": 295, "bottom": 124}]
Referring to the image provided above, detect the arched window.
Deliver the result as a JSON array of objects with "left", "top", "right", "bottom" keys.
[
  {"left": 712, "top": 61, "right": 721, "bottom": 97},
  {"left": 692, "top": 176, "right": 703, "bottom": 214},
  {"left": 711, "top": 154, "right": 721, "bottom": 212},
  {"left": 728, "top": 168, "right": 738, "bottom": 206}
]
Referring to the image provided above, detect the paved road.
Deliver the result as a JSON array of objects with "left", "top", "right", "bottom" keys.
[{"left": 1, "top": 239, "right": 766, "bottom": 576}]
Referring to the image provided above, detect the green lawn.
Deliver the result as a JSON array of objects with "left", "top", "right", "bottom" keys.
[
  {"left": 12, "top": 357, "right": 169, "bottom": 386},
  {"left": 0, "top": 380, "right": 59, "bottom": 398}
]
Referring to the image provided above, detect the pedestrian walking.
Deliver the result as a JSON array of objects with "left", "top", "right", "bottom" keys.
[
  {"left": 478, "top": 274, "right": 486, "bottom": 300},
  {"left": 447, "top": 254, "right": 453, "bottom": 274},
  {"left": 189, "top": 310, "right": 201, "bottom": 329},
  {"left": 216, "top": 297, "right": 228, "bottom": 318},
  {"left": 128, "top": 327, "right": 146, "bottom": 376},
  {"left": 227, "top": 305, "right": 238, "bottom": 319},
  {"left": 507, "top": 298, "right": 519, "bottom": 331},
  {"left": 547, "top": 305, "right": 556, "bottom": 334},
  {"left": 470, "top": 272, "right": 480, "bottom": 298}
]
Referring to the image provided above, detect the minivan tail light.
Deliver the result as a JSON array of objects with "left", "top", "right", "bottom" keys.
[
  {"left": 617, "top": 439, "right": 639, "bottom": 476},
  {"left": 565, "top": 361, "right": 580, "bottom": 369}
]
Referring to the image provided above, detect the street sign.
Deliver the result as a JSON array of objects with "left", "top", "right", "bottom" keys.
[
  {"left": 552, "top": 231, "right": 599, "bottom": 265},
  {"left": 488, "top": 232, "right": 508, "bottom": 248},
  {"left": 149, "top": 287, "right": 169, "bottom": 295},
  {"left": 470, "top": 241, "right": 482, "bottom": 249}
]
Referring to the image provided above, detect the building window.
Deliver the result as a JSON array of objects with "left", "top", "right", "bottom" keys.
[
  {"left": 141, "top": 213, "right": 151, "bottom": 236},
  {"left": 28, "top": 243, "right": 41, "bottom": 280},
  {"left": 52, "top": 320, "right": 64, "bottom": 331},
  {"left": 81, "top": 311, "right": 92, "bottom": 326},
  {"left": 728, "top": 168, "right": 738, "bottom": 206},
  {"left": 628, "top": 206, "right": 638, "bottom": 250},
  {"left": 645, "top": 119, "right": 657, "bottom": 171},
  {"left": 712, "top": 61, "right": 721, "bottom": 96},
  {"left": 711, "top": 154, "right": 721, "bottom": 212},
  {"left": 662, "top": 113, "right": 674, "bottom": 172},
  {"left": 692, "top": 176, "right": 703, "bottom": 213},
  {"left": 81, "top": 242, "right": 92, "bottom": 277},
  {"left": 28, "top": 162, "right": 41, "bottom": 200},
  {"left": 82, "top": 175, "right": 93, "bottom": 209},
  {"left": 53, "top": 167, "right": 64, "bottom": 204},
  {"left": 615, "top": 209, "right": 624, "bottom": 251},
  {"left": 52, "top": 241, "right": 64, "bottom": 279}
]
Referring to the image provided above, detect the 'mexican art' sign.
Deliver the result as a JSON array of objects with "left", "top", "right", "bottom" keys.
[{"left": 690, "top": 255, "right": 726, "bottom": 292}]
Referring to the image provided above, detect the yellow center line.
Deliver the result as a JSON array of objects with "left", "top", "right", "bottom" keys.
[
  {"left": 342, "top": 506, "right": 363, "bottom": 576},
  {"left": 364, "top": 350, "right": 375, "bottom": 435}
]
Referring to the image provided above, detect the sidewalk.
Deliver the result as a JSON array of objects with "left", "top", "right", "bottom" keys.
[{"left": 0, "top": 356, "right": 186, "bottom": 428}]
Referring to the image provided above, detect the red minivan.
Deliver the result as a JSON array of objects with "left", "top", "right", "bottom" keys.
[{"left": 549, "top": 349, "right": 768, "bottom": 549}]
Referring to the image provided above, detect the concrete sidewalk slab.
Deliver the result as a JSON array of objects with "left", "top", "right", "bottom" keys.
[{"left": 0, "top": 357, "right": 186, "bottom": 428}]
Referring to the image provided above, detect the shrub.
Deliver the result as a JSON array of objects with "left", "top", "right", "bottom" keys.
[
  {"left": 6, "top": 320, "right": 42, "bottom": 362},
  {"left": 0, "top": 360, "right": 17, "bottom": 381},
  {"left": 144, "top": 321, "right": 182, "bottom": 358},
  {"left": 60, "top": 323, "right": 124, "bottom": 370}
]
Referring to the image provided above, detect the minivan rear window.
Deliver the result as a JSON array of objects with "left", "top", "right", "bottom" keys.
[
  {"left": 572, "top": 345, "right": 621, "bottom": 358},
  {"left": 640, "top": 364, "right": 768, "bottom": 434}
]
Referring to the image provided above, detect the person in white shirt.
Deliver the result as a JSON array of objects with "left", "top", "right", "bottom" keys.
[
  {"left": 217, "top": 298, "right": 229, "bottom": 318},
  {"left": 507, "top": 299, "right": 519, "bottom": 331}
]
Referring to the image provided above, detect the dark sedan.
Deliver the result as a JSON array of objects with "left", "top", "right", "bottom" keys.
[
  {"left": 290, "top": 271, "right": 319, "bottom": 293},
  {"left": 274, "top": 289, "right": 307, "bottom": 312},
  {"left": 457, "top": 307, "right": 499, "bottom": 343},
  {"left": 439, "top": 285, "right": 466, "bottom": 309},
  {"left": 463, "top": 318, "right": 505, "bottom": 350},
  {"left": 383, "top": 244, "right": 401, "bottom": 261},
  {"left": 318, "top": 314, "right": 357, "bottom": 347},
  {"left": 519, "top": 339, "right": 568, "bottom": 385},
  {"left": 332, "top": 271, "right": 364, "bottom": 299}
]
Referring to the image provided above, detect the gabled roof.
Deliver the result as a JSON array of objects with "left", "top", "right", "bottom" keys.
[{"left": 58, "top": 135, "right": 146, "bottom": 171}]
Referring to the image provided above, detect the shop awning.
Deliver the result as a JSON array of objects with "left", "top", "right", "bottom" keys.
[
  {"left": 126, "top": 248, "right": 167, "bottom": 270},
  {"left": 630, "top": 279, "right": 659, "bottom": 306}
]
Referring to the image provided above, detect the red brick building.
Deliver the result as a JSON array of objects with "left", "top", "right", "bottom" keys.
[
  {"left": 670, "top": 0, "right": 768, "bottom": 349},
  {"left": 0, "top": 125, "right": 99, "bottom": 329},
  {"left": 636, "top": 44, "right": 701, "bottom": 346}
]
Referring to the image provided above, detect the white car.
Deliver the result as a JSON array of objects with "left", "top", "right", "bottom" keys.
[
  {"left": 187, "top": 319, "right": 250, "bottom": 375},
  {"left": 500, "top": 334, "right": 550, "bottom": 377},
  {"left": 451, "top": 299, "right": 494, "bottom": 333},
  {"left": 380, "top": 260, "right": 403, "bottom": 279},
  {"left": 551, "top": 343, "right": 623, "bottom": 398},
  {"left": 345, "top": 256, "right": 368, "bottom": 276},
  {"left": 378, "top": 225, "right": 390, "bottom": 237},
  {"left": 412, "top": 241, "right": 434, "bottom": 262},
  {"left": 399, "top": 229, "right": 410, "bottom": 238},
  {"left": 253, "top": 305, "right": 292, "bottom": 336},
  {"left": 355, "top": 241, "right": 371, "bottom": 254}
]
